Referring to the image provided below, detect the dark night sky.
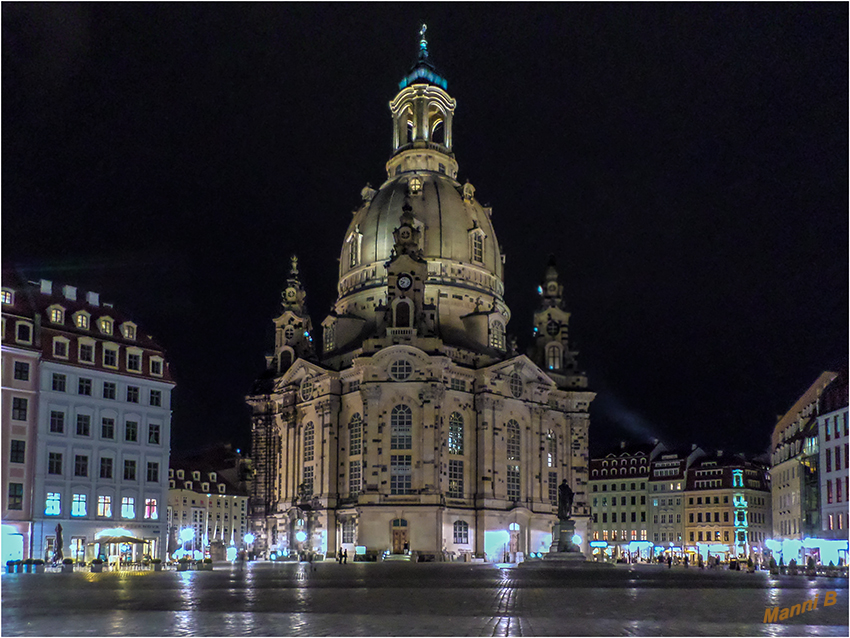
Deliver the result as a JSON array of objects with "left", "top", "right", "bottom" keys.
[{"left": 3, "top": 4, "right": 847, "bottom": 458}]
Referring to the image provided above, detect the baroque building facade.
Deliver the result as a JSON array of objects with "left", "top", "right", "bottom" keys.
[
  {"left": 247, "top": 32, "right": 594, "bottom": 562},
  {"left": 1, "top": 276, "right": 174, "bottom": 562}
]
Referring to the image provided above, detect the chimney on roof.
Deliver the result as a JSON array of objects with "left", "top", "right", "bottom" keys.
[
  {"left": 717, "top": 450, "right": 724, "bottom": 457},
  {"left": 40, "top": 279, "right": 52, "bottom": 295},
  {"left": 86, "top": 291, "right": 100, "bottom": 306},
  {"left": 620, "top": 441, "right": 626, "bottom": 450},
  {"left": 62, "top": 285, "right": 77, "bottom": 301},
  {"left": 691, "top": 444, "right": 697, "bottom": 451}
]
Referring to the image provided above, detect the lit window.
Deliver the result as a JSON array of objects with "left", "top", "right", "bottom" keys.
[
  {"left": 144, "top": 498, "right": 158, "bottom": 520},
  {"left": 453, "top": 520, "right": 469, "bottom": 544},
  {"left": 546, "top": 430, "right": 556, "bottom": 467},
  {"left": 49, "top": 308, "right": 64, "bottom": 324},
  {"left": 449, "top": 412, "right": 464, "bottom": 455},
  {"left": 98, "top": 495, "right": 112, "bottom": 517},
  {"left": 45, "top": 492, "right": 61, "bottom": 516},
  {"left": 71, "top": 494, "right": 87, "bottom": 517},
  {"left": 123, "top": 324, "right": 136, "bottom": 340},
  {"left": 99, "top": 318, "right": 113, "bottom": 335},
  {"left": 121, "top": 496, "right": 135, "bottom": 518},
  {"left": 75, "top": 313, "right": 89, "bottom": 329},
  {"left": 1, "top": 290, "right": 12, "bottom": 304},
  {"left": 323, "top": 323, "right": 335, "bottom": 353},
  {"left": 491, "top": 322, "right": 506, "bottom": 351},
  {"left": 391, "top": 405, "right": 412, "bottom": 449}
]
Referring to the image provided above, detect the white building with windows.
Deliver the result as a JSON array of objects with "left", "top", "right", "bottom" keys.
[
  {"left": 817, "top": 372, "right": 848, "bottom": 542},
  {"left": 247, "top": 31, "right": 594, "bottom": 562},
  {"left": 2, "top": 276, "right": 174, "bottom": 561}
]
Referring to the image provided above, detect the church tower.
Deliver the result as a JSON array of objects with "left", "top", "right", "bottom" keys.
[{"left": 247, "top": 27, "right": 594, "bottom": 563}]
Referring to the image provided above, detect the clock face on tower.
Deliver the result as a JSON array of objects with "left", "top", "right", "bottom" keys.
[
  {"left": 546, "top": 320, "right": 560, "bottom": 336},
  {"left": 399, "top": 227, "right": 413, "bottom": 241},
  {"left": 397, "top": 274, "right": 413, "bottom": 291},
  {"left": 285, "top": 288, "right": 297, "bottom": 301}
]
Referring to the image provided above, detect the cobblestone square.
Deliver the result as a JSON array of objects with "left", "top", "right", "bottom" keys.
[{"left": 2, "top": 562, "right": 848, "bottom": 636}]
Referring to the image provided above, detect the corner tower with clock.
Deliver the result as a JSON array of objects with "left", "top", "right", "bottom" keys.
[
  {"left": 247, "top": 27, "right": 594, "bottom": 565},
  {"left": 270, "top": 255, "right": 315, "bottom": 374}
]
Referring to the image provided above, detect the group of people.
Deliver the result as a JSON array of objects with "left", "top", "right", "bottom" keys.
[{"left": 336, "top": 549, "right": 349, "bottom": 564}]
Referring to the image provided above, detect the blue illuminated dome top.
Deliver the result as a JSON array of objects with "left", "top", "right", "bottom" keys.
[{"left": 398, "top": 24, "right": 448, "bottom": 90}]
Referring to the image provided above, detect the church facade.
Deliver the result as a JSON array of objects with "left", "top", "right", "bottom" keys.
[{"left": 247, "top": 30, "right": 594, "bottom": 562}]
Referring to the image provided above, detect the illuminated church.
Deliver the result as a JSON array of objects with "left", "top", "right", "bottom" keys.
[{"left": 247, "top": 28, "right": 594, "bottom": 562}]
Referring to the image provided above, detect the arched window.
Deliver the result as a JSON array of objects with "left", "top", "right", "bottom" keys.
[
  {"left": 394, "top": 299, "right": 412, "bottom": 328},
  {"left": 546, "top": 430, "right": 556, "bottom": 468},
  {"left": 324, "top": 323, "right": 335, "bottom": 353},
  {"left": 392, "top": 518, "right": 407, "bottom": 527},
  {"left": 472, "top": 233, "right": 483, "bottom": 263},
  {"left": 453, "top": 520, "right": 469, "bottom": 544},
  {"left": 432, "top": 120, "right": 445, "bottom": 145},
  {"left": 490, "top": 321, "right": 505, "bottom": 350},
  {"left": 347, "top": 236, "right": 359, "bottom": 269},
  {"left": 448, "top": 412, "right": 464, "bottom": 455},
  {"left": 391, "top": 405, "right": 412, "bottom": 449},
  {"left": 304, "top": 422, "right": 314, "bottom": 462},
  {"left": 349, "top": 413, "right": 362, "bottom": 456},
  {"left": 546, "top": 344, "right": 561, "bottom": 371},
  {"left": 507, "top": 419, "right": 520, "bottom": 461}
]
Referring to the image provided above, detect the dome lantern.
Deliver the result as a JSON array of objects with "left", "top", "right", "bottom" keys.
[{"left": 387, "top": 25, "right": 457, "bottom": 179}]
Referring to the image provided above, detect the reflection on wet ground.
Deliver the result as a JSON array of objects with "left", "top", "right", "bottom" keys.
[{"left": 2, "top": 562, "right": 847, "bottom": 636}]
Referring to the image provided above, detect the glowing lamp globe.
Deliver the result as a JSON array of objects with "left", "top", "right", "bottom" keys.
[
  {"left": 295, "top": 531, "right": 307, "bottom": 543},
  {"left": 572, "top": 534, "right": 582, "bottom": 546}
]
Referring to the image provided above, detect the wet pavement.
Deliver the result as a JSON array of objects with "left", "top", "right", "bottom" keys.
[{"left": 2, "top": 561, "right": 847, "bottom": 636}]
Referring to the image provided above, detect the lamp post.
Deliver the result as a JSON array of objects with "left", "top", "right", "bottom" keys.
[{"left": 244, "top": 532, "right": 255, "bottom": 560}]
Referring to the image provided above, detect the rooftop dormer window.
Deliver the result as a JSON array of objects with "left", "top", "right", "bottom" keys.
[
  {"left": 121, "top": 322, "right": 137, "bottom": 340},
  {"left": 201, "top": 482, "right": 210, "bottom": 493},
  {"left": 74, "top": 312, "right": 90, "bottom": 329},
  {"left": 192, "top": 471, "right": 200, "bottom": 481},
  {"left": 209, "top": 472, "right": 217, "bottom": 482},
  {"left": 99, "top": 317, "right": 113, "bottom": 335},
  {"left": 48, "top": 305, "right": 65, "bottom": 324},
  {"left": 1, "top": 289, "right": 13, "bottom": 305},
  {"left": 176, "top": 469, "right": 184, "bottom": 480},
  {"left": 218, "top": 483, "right": 226, "bottom": 494}
]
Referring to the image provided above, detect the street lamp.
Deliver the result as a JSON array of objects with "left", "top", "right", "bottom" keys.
[
  {"left": 243, "top": 532, "right": 255, "bottom": 559},
  {"left": 179, "top": 527, "right": 194, "bottom": 558}
]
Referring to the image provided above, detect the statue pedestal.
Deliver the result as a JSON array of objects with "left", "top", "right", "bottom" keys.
[{"left": 542, "top": 519, "right": 590, "bottom": 565}]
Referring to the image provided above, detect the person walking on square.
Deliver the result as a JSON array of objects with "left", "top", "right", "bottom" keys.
[
  {"left": 667, "top": 555, "right": 672, "bottom": 569},
  {"left": 343, "top": 549, "right": 348, "bottom": 564}
]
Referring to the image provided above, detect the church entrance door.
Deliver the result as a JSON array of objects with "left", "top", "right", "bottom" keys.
[{"left": 391, "top": 518, "right": 408, "bottom": 554}]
